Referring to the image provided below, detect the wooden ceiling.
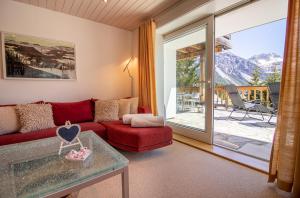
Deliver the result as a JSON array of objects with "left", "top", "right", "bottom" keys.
[
  {"left": 176, "top": 43, "right": 206, "bottom": 60},
  {"left": 176, "top": 36, "right": 232, "bottom": 60},
  {"left": 14, "top": 0, "right": 181, "bottom": 30}
]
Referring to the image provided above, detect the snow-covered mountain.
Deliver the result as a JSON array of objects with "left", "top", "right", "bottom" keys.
[
  {"left": 215, "top": 52, "right": 283, "bottom": 85},
  {"left": 248, "top": 53, "right": 283, "bottom": 74}
]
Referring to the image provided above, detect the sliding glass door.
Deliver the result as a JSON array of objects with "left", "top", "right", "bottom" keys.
[
  {"left": 213, "top": 0, "right": 287, "bottom": 161},
  {"left": 164, "top": 16, "right": 214, "bottom": 144}
]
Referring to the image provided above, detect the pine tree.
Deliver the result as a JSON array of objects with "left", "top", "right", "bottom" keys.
[
  {"left": 264, "top": 66, "right": 281, "bottom": 85},
  {"left": 249, "top": 66, "right": 262, "bottom": 86},
  {"left": 176, "top": 57, "right": 199, "bottom": 88}
]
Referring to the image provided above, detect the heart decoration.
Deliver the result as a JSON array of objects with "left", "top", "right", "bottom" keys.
[{"left": 56, "top": 121, "right": 81, "bottom": 143}]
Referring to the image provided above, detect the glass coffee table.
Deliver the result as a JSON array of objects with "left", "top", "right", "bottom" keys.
[{"left": 0, "top": 131, "right": 129, "bottom": 198}]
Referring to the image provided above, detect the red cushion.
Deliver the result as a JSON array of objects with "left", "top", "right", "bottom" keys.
[
  {"left": 50, "top": 100, "right": 94, "bottom": 126},
  {"left": 102, "top": 121, "right": 173, "bottom": 152},
  {"left": 0, "top": 122, "right": 106, "bottom": 146},
  {"left": 138, "top": 106, "right": 152, "bottom": 114}
]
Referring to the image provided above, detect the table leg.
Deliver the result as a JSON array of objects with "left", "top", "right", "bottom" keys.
[{"left": 122, "top": 166, "right": 129, "bottom": 198}]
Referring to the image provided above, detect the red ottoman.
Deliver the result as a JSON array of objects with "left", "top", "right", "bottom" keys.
[{"left": 102, "top": 121, "right": 173, "bottom": 152}]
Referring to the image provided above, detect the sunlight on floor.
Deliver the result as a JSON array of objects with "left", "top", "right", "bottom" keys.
[{"left": 167, "top": 107, "right": 276, "bottom": 161}]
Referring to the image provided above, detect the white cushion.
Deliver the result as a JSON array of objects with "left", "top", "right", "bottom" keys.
[
  {"left": 131, "top": 116, "right": 165, "bottom": 127},
  {"left": 122, "top": 113, "right": 152, "bottom": 124},
  {"left": 120, "top": 97, "right": 138, "bottom": 114},
  {"left": 0, "top": 106, "right": 20, "bottom": 135},
  {"left": 118, "top": 100, "right": 131, "bottom": 119}
]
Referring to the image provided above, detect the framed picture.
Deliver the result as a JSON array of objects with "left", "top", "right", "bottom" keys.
[{"left": 1, "top": 32, "right": 76, "bottom": 80}]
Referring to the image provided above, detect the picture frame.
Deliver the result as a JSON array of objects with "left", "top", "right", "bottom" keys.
[{"left": 1, "top": 32, "right": 77, "bottom": 80}]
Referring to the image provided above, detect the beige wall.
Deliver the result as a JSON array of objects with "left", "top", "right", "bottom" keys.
[{"left": 0, "top": 0, "right": 134, "bottom": 105}]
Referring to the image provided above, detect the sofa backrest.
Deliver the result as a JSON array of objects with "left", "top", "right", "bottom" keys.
[
  {"left": 0, "top": 98, "right": 148, "bottom": 128},
  {"left": 50, "top": 100, "right": 94, "bottom": 126}
]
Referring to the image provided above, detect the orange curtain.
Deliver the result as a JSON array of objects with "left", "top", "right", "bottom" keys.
[
  {"left": 268, "top": 0, "right": 300, "bottom": 196},
  {"left": 138, "top": 19, "right": 158, "bottom": 115}
]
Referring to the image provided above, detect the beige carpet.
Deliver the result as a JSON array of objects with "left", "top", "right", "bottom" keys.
[{"left": 78, "top": 141, "right": 291, "bottom": 198}]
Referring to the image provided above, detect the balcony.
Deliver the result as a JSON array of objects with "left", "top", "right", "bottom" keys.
[{"left": 167, "top": 85, "right": 276, "bottom": 161}]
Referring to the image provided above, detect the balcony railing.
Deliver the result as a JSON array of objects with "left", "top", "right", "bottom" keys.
[
  {"left": 177, "top": 85, "right": 270, "bottom": 109},
  {"left": 215, "top": 85, "right": 270, "bottom": 108}
]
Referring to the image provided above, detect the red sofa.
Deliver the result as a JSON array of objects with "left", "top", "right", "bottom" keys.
[{"left": 0, "top": 99, "right": 173, "bottom": 152}]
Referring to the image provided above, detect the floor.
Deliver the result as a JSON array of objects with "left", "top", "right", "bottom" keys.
[
  {"left": 173, "top": 133, "right": 269, "bottom": 173},
  {"left": 78, "top": 141, "right": 290, "bottom": 198},
  {"left": 167, "top": 107, "right": 276, "bottom": 161}
]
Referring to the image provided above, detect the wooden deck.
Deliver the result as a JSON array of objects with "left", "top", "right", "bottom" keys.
[{"left": 167, "top": 107, "right": 276, "bottom": 161}]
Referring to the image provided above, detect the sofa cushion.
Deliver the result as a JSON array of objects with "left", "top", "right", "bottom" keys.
[
  {"left": 94, "top": 100, "right": 119, "bottom": 122},
  {"left": 138, "top": 106, "right": 152, "bottom": 114},
  {"left": 16, "top": 104, "right": 55, "bottom": 133},
  {"left": 120, "top": 97, "right": 139, "bottom": 114},
  {"left": 102, "top": 120, "right": 173, "bottom": 152},
  {"left": 0, "top": 122, "right": 106, "bottom": 146},
  {"left": 51, "top": 100, "right": 94, "bottom": 126},
  {"left": 118, "top": 100, "right": 131, "bottom": 119},
  {"left": 0, "top": 106, "right": 20, "bottom": 135},
  {"left": 79, "top": 122, "right": 107, "bottom": 138}
]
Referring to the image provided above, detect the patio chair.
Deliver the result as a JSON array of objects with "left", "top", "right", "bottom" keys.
[
  {"left": 225, "top": 84, "right": 266, "bottom": 121},
  {"left": 186, "top": 92, "right": 205, "bottom": 112},
  {"left": 267, "top": 82, "right": 280, "bottom": 124}
]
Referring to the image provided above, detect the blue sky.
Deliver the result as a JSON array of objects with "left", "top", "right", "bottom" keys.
[{"left": 229, "top": 19, "right": 287, "bottom": 59}]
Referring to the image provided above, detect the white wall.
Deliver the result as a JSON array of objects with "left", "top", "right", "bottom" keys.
[
  {"left": 0, "top": 0, "right": 133, "bottom": 105},
  {"left": 155, "top": 34, "right": 165, "bottom": 116},
  {"left": 163, "top": 48, "right": 176, "bottom": 119}
]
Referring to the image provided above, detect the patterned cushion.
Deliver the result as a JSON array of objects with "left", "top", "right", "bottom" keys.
[
  {"left": 118, "top": 100, "right": 131, "bottom": 119},
  {"left": 120, "top": 97, "right": 139, "bottom": 114},
  {"left": 0, "top": 106, "right": 20, "bottom": 135},
  {"left": 94, "top": 100, "right": 119, "bottom": 122},
  {"left": 16, "top": 104, "right": 55, "bottom": 133}
]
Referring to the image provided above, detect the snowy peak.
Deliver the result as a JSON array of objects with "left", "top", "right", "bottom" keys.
[
  {"left": 249, "top": 53, "right": 283, "bottom": 67},
  {"left": 215, "top": 51, "right": 258, "bottom": 85}
]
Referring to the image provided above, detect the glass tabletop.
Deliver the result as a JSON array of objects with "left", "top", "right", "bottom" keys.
[{"left": 0, "top": 131, "right": 129, "bottom": 198}]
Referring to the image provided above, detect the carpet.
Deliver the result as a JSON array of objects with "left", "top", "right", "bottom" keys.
[{"left": 78, "top": 141, "right": 291, "bottom": 198}]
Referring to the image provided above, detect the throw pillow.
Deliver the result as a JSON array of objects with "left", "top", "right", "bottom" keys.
[
  {"left": 118, "top": 100, "right": 131, "bottom": 119},
  {"left": 120, "top": 97, "right": 138, "bottom": 114},
  {"left": 0, "top": 106, "right": 20, "bottom": 135},
  {"left": 94, "top": 100, "right": 119, "bottom": 122},
  {"left": 50, "top": 100, "right": 93, "bottom": 126},
  {"left": 16, "top": 104, "right": 55, "bottom": 133}
]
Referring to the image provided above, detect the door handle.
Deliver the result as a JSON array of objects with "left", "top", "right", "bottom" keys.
[{"left": 207, "top": 80, "right": 212, "bottom": 89}]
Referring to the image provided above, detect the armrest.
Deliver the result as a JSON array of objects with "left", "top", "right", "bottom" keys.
[
  {"left": 250, "top": 99, "right": 261, "bottom": 104},
  {"left": 138, "top": 106, "right": 152, "bottom": 114},
  {"left": 244, "top": 99, "right": 261, "bottom": 104}
]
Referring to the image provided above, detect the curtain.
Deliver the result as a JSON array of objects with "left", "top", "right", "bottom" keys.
[
  {"left": 268, "top": 0, "right": 300, "bottom": 196},
  {"left": 138, "top": 19, "right": 158, "bottom": 115}
]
